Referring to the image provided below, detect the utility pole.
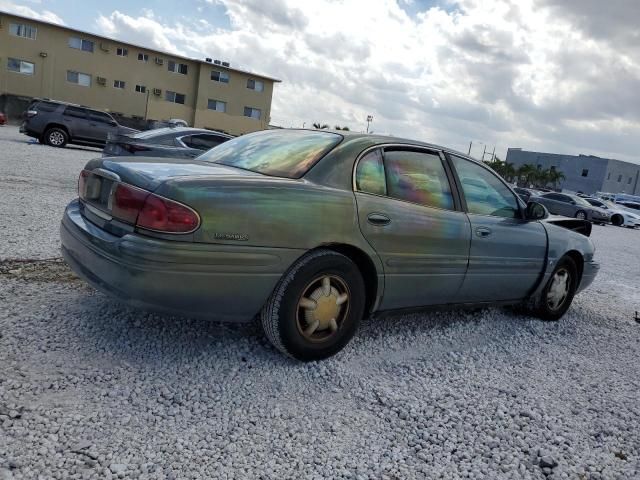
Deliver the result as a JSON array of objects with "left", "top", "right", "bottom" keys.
[
  {"left": 482, "top": 144, "right": 487, "bottom": 161},
  {"left": 491, "top": 146, "right": 496, "bottom": 161},
  {"left": 468, "top": 141, "right": 472, "bottom": 155},
  {"left": 366, "top": 115, "right": 373, "bottom": 134}
]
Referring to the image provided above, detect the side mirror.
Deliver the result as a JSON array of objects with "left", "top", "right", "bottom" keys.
[{"left": 526, "top": 201, "right": 549, "bottom": 220}]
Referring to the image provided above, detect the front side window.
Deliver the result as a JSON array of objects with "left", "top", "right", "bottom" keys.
[
  {"left": 67, "top": 70, "right": 91, "bottom": 86},
  {"left": 247, "top": 78, "right": 264, "bottom": 91},
  {"left": 450, "top": 155, "right": 519, "bottom": 218},
  {"left": 10, "top": 23, "right": 37, "bottom": 40},
  {"left": 7, "top": 58, "right": 35, "bottom": 75},
  {"left": 165, "top": 91, "right": 186, "bottom": 104},
  {"left": 113, "top": 80, "right": 125, "bottom": 89},
  {"left": 69, "top": 37, "right": 94, "bottom": 52},
  {"left": 198, "top": 130, "right": 342, "bottom": 179},
  {"left": 355, "top": 149, "right": 386, "bottom": 196},
  {"left": 207, "top": 99, "right": 226, "bottom": 112},
  {"left": 384, "top": 150, "right": 453, "bottom": 210},
  {"left": 63, "top": 106, "right": 87, "bottom": 119},
  {"left": 244, "top": 107, "right": 261, "bottom": 119},
  {"left": 211, "top": 70, "right": 229, "bottom": 83}
]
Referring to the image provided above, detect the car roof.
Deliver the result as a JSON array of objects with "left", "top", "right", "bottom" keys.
[{"left": 132, "top": 127, "right": 233, "bottom": 139}]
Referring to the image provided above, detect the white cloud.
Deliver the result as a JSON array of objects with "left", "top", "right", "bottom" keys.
[
  {"left": 0, "top": 0, "right": 64, "bottom": 24},
  {"left": 94, "top": 1, "right": 640, "bottom": 162}
]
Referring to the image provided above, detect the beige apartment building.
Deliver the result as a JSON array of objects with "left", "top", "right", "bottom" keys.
[{"left": 0, "top": 11, "right": 280, "bottom": 134}]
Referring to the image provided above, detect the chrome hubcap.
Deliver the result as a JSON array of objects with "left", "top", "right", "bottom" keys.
[
  {"left": 297, "top": 275, "right": 350, "bottom": 342},
  {"left": 49, "top": 131, "right": 64, "bottom": 145},
  {"left": 547, "top": 268, "right": 570, "bottom": 311},
  {"left": 576, "top": 212, "right": 586, "bottom": 220}
]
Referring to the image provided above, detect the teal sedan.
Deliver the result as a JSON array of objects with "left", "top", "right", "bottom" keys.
[{"left": 61, "top": 129, "right": 599, "bottom": 361}]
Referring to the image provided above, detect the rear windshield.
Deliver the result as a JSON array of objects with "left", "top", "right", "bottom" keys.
[
  {"left": 132, "top": 128, "right": 176, "bottom": 139},
  {"left": 197, "top": 129, "right": 343, "bottom": 178}
]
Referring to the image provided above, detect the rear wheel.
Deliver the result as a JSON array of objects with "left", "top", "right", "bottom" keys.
[
  {"left": 533, "top": 256, "right": 578, "bottom": 321},
  {"left": 611, "top": 214, "right": 624, "bottom": 226},
  {"left": 575, "top": 211, "right": 587, "bottom": 220},
  {"left": 261, "top": 249, "right": 365, "bottom": 361},
  {"left": 44, "top": 127, "right": 68, "bottom": 147}
]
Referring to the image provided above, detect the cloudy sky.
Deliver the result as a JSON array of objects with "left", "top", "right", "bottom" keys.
[{"left": 3, "top": 0, "right": 640, "bottom": 162}]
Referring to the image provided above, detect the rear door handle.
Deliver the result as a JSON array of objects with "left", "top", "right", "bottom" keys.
[
  {"left": 475, "top": 226, "right": 492, "bottom": 238},
  {"left": 367, "top": 213, "right": 391, "bottom": 226}
]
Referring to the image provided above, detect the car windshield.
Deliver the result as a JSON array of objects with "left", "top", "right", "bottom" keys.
[
  {"left": 197, "top": 129, "right": 343, "bottom": 178},
  {"left": 572, "top": 196, "right": 592, "bottom": 207}
]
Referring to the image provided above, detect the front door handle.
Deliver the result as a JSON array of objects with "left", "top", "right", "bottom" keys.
[
  {"left": 475, "top": 226, "right": 492, "bottom": 238},
  {"left": 367, "top": 213, "right": 391, "bottom": 226}
]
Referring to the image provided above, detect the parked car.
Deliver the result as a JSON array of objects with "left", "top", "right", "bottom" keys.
[
  {"left": 617, "top": 201, "right": 640, "bottom": 211},
  {"left": 61, "top": 129, "right": 599, "bottom": 361},
  {"left": 0, "top": 112, "right": 6, "bottom": 125},
  {"left": 20, "top": 99, "right": 137, "bottom": 148},
  {"left": 513, "top": 187, "right": 543, "bottom": 202},
  {"left": 532, "top": 192, "right": 611, "bottom": 223},
  {"left": 584, "top": 198, "right": 640, "bottom": 228},
  {"left": 103, "top": 127, "right": 233, "bottom": 159}
]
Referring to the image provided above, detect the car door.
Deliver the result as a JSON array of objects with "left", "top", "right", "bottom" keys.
[
  {"left": 449, "top": 154, "right": 547, "bottom": 302},
  {"left": 354, "top": 147, "right": 471, "bottom": 310},
  {"left": 87, "top": 110, "right": 118, "bottom": 144},
  {"left": 62, "top": 106, "right": 90, "bottom": 141}
]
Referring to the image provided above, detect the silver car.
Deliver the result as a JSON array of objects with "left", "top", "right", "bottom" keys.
[{"left": 533, "top": 192, "right": 611, "bottom": 223}]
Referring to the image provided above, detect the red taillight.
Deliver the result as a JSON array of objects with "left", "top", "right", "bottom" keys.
[
  {"left": 137, "top": 194, "right": 200, "bottom": 233},
  {"left": 111, "top": 183, "right": 199, "bottom": 233},
  {"left": 112, "top": 183, "right": 150, "bottom": 224},
  {"left": 78, "top": 170, "right": 90, "bottom": 200}
]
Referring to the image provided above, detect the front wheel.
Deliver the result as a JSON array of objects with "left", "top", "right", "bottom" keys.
[
  {"left": 533, "top": 256, "right": 578, "bottom": 321},
  {"left": 611, "top": 214, "right": 624, "bottom": 226},
  {"left": 575, "top": 211, "right": 587, "bottom": 220},
  {"left": 261, "top": 249, "right": 365, "bottom": 361}
]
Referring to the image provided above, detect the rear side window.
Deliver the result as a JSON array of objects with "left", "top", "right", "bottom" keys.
[
  {"left": 384, "top": 150, "right": 454, "bottom": 210},
  {"left": 63, "top": 106, "right": 87, "bottom": 119},
  {"left": 182, "top": 134, "right": 225, "bottom": 151},
  {"left": 33, "top": 101, "right": 58, "bottom": 113},
  {"left": 450, "top": 155, "right": 519, "bottom": 218},
  {"left": 355, "top": 149, "right": 386, "bottom": 196},
  {"left": 198, "top": 130, "right": 342, "bottom": 179}
]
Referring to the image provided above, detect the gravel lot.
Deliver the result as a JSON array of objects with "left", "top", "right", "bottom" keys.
[{"left": 1, "top": 125, "right": 639, "bottom": 479}]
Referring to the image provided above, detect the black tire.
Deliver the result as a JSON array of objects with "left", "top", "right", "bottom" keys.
[
  {"left": 44, "top": 127, "right": 68, "bottom": 147},
  {"left": 611, "top": 214, "right": 624, "bottom": 226},
  {"left": 575, "top": 211, "right": 587, "bottom": 220},
  {"left": 533, "top": 256, "right": 578, "bottom": 321},
  {"left": 261, "top": 249, "right": 365, "bottom": 361}
]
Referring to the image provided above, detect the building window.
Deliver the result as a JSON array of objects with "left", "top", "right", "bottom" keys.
[
  {"left": 138, "top": 53, "right": 149, "bottom": 62},
  {"left": 135, "top": 85, "right": 147, "bottom": 93},
  {"left": 629, "top": 177, "right": 633, "bottom": 184},
  {"left": 67, "top": 70, "right": 91, "bottom": 87},
  {"left": 247, "top": 79, "right": 264, "bottom": 92},
  {"left": 618, "top": 175, "right": 623, "bottom": 182},
  {"left": 116, "top": 47, "right": 128, "bottom": 57},
  {"left": 207, "top": 99, "right": 226, "bottom": 112},
  {"left": 9, "top": 23, "right": 37, "bottom": 40},
  {"left": 581, "top": 169, "right": 589, "bottom": 177},
  {"left": 69, "top": 37, "right": 95, "bottom": 53},
  {"left": 244, "top": 107, "right": 262, "bottom": 120},
  {"left": 114, "top": 80, "right": 126, "bottom": 89},
  {"left": 607, "top": 172, "right": 611, "bottom": 180},
  {"left": 7, "top": 58, "right": 35, "bottom": 75},
  {"left": 165, "top": 91, "right": 186, "bottom": 104},
  {"left": 168, "top": 61, "right": 188, "bottom": 75},
  {"left": 211, "top": 70, "right": 229, "bottom": 83}
]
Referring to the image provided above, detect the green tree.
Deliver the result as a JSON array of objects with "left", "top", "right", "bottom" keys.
[
  {"left": 334, "top": 125, "right": 350, "bottom": 131},
  {"left": 312, "top": 122, "right": 329, "bottom": 129},
  {"left": 547, "top": 169, "right": 565, "bottom": 190}
]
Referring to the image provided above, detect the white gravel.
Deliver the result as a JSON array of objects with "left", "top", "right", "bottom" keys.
[{"left": 1, "top": 125, "right": 640, "bottom": 479}]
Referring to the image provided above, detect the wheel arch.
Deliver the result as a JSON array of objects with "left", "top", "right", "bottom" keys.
[
  {"left": 318, "top": 243, "right": 381, "bottom": 316},
  {"left": 564, "top": 249, "right": 584, "bottom": 286},
  {"left": 45, "top": 123, "right": 70, "bottom": 138}
]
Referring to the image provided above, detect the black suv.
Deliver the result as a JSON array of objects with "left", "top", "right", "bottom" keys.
[{"left": 20, "top": 99, "right": 137, "bottom": 148}]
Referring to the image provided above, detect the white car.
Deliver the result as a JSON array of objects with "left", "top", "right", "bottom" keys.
[{"left": 585, "top": 198, "right": 640, "bottom": 228}]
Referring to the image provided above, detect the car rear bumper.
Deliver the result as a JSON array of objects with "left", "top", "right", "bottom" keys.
[{"left": 60, "top": 200, "right": 303, "bottom": 322}]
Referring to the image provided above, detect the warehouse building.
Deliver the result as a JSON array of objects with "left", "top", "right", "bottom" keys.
[
  {"left": 0, "top": 11, "right": 280, "bottom": 135},
  {"left": 506, "top": 148, "right": 640, "bottom": 195}
]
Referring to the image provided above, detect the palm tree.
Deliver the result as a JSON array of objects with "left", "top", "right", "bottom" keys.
[
  {"left": 517, "top": 164, "right": 537, "bottom": 187},
  {"left": 547, "top": 169, "right": 565, "bottom": 190},
  {"left": 334, "top": 125, "right": 350, "bottom": 131},
  {"left": 312, "top": 122, "right": 329, "bottom": 129}
]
